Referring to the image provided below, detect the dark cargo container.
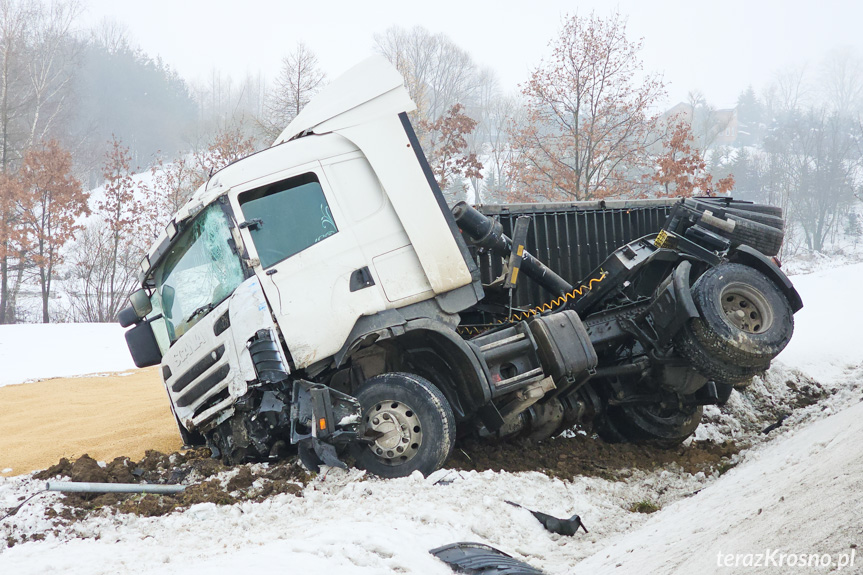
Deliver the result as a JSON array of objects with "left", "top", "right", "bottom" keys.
[{"left": 475, "top": 199, "right": 678, "bottom": 307}]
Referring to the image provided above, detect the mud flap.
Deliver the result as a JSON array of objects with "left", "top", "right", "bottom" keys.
[
  {"left": 643, "top": 260, "right": 699, "bottom": 346},
  {"left": 290, "top": 380, "right": 362, "bottom": 472},
  {"left": 729, "top": 245, "right": 803, "bottom": 312}
]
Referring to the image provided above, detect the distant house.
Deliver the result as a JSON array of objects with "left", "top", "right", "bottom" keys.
[{"left": 663, "top": 103, "right": 738, "bottom": 147}]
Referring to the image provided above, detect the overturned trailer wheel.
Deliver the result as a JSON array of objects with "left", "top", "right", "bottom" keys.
[{"left": 351, "top": 372, "right": 456, "bottom": 478}]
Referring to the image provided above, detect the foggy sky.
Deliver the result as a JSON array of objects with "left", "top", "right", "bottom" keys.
[{"left": 81, "top": 0, "right": 862, "bottom": 108}]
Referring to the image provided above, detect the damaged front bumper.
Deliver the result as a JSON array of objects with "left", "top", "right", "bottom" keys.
[{"left": 290, "top": 380, "right": 363, "bottom": 472}]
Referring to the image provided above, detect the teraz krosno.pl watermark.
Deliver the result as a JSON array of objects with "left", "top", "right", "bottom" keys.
[{"left": 717, "top": 549, "right": 856, "bottom": 570}]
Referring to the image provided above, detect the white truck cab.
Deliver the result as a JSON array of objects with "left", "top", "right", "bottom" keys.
[{"left": 120, "top": 57, "right": 536, "bottom": 475}]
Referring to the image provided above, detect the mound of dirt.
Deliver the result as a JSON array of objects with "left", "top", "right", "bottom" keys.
[
  {"left": 35, "top": 449, "right": 309, "bottom": 521},
  {"left": 449, "top": 433, "right": 740, "bottom": 480}
]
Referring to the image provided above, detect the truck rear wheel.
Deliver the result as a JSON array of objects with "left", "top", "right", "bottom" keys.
[
  {"left": 351, "top": 372, "right": 456, "bottom": 478},
  {"left": 674, "top": 330, "right": 768, "bottom": 387},
  {"left": 679, "top": 263, "right": 794, "bottom": 369},
  {"left": 593, "top": 389, "right": 703, "bottom": 446}
]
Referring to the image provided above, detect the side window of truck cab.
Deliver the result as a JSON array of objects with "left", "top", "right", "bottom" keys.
[{"left": 238, "top": 172, "right": 338, "bottom": 268}]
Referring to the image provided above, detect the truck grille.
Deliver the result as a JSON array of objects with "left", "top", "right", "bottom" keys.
[
  {"left": 171, "top": 345, "right": 226, "bottom": 393},
  {"left": 175, "top": 364, "right": 231, "bottom": 408}
]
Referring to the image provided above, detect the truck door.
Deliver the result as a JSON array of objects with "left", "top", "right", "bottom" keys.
[{"left": 232, "top": 164, "right": 386, "bottom": 369}]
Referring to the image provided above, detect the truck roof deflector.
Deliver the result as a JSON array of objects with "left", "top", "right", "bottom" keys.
[{"left": 273, "top": 55, "right": 416, "bottom": 146}]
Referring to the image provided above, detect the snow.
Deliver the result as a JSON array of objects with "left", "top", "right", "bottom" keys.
[
  {"left": 776, "top": 261, "right": 863, "bottom": 380},
  {"left": 1, "top": 262, "right": 862, "bottom": 574},
  {"left": 0, "top": 467, "right": 710, "bottom": 575},
  {"left": 0, "top": 323, "right": 136, "bottom": 387},
  {"left": 575, "top": 378, "right": 863, "bottom": 574}
]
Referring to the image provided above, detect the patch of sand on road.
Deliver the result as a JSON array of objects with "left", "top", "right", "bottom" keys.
[{"left": 0, "top": 368, "right": 182, "bottom": 477}]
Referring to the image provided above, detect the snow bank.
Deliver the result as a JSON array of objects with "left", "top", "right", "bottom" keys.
[
  {"left": 777, "top": 261, "right": 863, "bottom": 380},
  {"left": 0, "top": 323, "right": 136, "bottom": 387},
  {"left": 576, "top": 388, "right": 863, "bottom": 574},
  {"left": 0, "top": 466, "right": 710, "bottom": 575}
]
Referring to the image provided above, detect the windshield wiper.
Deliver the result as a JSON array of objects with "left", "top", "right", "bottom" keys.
[{"left": 185, "top": 302, "right": 217, "bottom": 324}]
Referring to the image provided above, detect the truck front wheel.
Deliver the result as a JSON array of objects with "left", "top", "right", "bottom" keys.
[{"left": 351, "top": 372, "right": 456, "bottom": 478}]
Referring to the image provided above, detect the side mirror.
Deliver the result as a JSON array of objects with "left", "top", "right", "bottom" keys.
[
  {"left": 118, "top": 289, "right": 154, "bottom": 327},
  {"left": 124, "top": 320, "right": 162, "bottom": 367},
  {"left": 161, "top": 285, "right": 175, "bottom": 319},
  {"left": 130, "top": 289, "right": 152, "bottom": 318},
  {"left": 118, "top": 306, "right": 139, "bottom": 328}
]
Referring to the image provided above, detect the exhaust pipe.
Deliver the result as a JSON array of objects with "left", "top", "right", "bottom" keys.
[{"left": 452, "top": 202, "right": 574, "bottom": 297}]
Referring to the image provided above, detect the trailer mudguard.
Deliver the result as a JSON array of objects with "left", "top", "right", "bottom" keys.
[
  {"left": 729, "top": 245, "right": 803, "bottom": 313},
  {"left": 642, "top": 260, "right": 700, "bottom": 346}
]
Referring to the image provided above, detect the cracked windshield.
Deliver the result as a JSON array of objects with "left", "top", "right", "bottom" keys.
[{"left": 150, "top": 204, "right": 244, "bottom": 345}]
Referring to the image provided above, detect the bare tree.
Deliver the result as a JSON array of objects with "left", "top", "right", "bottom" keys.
[
  {"left": 820, "top": 47, "right": 863, "bottom": 116},
  {"left": 507, "top": 11, "right": 665, "bottom": 202},
  {"left": 685, "top": 91, "right": 732, "bottom": 156},
  {"left": 67, "top": 218, "right": 141, "bottom": 322},
  {"left": 90, "top": 16, "right": 129, "bottom": 55},
  {"left": 190, "top": 68, "right": 265, "bottom": 145},
  {"left": 257, "top": 42, "right": 326, "bottom": 141},
  {"left": 84, "top": 136, "right": 143, "bottom": 322},
  {"left": 375, "top": 26, "right": 494, "bottom": 199},
  {"left": 374, "top": 26, "right": 484, "bottom": 129},
  {"left": 0, "top": 0, "right": 80, "bottom": 323},
  {"left": 765, "top": 108, "right": 859, "bottom": 252},
  {"left": 24, "top": 0, "right": 82, "bottom": 149},
  {"left": 476, "top": 93, "right": 519, "bottom": 203},
  {"left": 763, "top": 65, "right": 809, "bottom": 116}
]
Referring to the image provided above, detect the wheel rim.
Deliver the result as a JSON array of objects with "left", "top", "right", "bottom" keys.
[
  {"left": 364, "top": 400, "right": 423, "bottom": 466},
  {"left": 719, "top": 282, "right": 774, "bottom": 334}
]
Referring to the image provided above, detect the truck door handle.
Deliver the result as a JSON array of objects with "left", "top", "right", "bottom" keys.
[
  {"left": 239, "top": 218, "right": 263, "bottom": 230},
  {"left": 349, "top": 267, "right": 375, "bottom": 292}
]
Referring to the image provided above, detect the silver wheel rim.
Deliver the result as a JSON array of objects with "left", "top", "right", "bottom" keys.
[
  {"left": 720, "top": 282, "right": 773, "bottom": 334},
  {"left": 365, "top": 400, "right": 423, "bottom": 466}
]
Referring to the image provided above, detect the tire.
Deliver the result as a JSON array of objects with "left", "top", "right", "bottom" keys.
[
  {"left": 677, "top": 263, "right": 794, "bottom": 370},
  {"left": 722, "top": 207, "right": 785, "bottom": 231},
  {"left": 690, "top": 200, "right": 785, "bottom": 231},
  {"left": 724, "top": 217, "right": 784, "bottom": 256},
  {"left": 700, "top": 214, "right": 784, "bottom": 256},
  {"left": 698, "top": 198, "right": 784, "bottom": 217},
  {"left": 598, "top": 402, "right": 703, "bottom": 446},
  {"left": 590, "top": 383, "right": 703, "bottom": 446},
  {"left": 675, "top": 326, "right": 769, "bottom": 387},
  {"left": 350, "top": 372, "right": 456, "bottom": 478}
]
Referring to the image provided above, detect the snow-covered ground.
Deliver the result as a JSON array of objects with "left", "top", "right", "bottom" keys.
[
  {"left": 775, "top": 261, "right": 863, "bottom": 379},
  {"left": 576, "top": 385, "right": 863, "bottom": 573},
  {"left": 0, "top": 323, "right": 135, "bottom": 387},
  {"left": 1, "top": 263, "right": 862, "bottom": 574}
]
